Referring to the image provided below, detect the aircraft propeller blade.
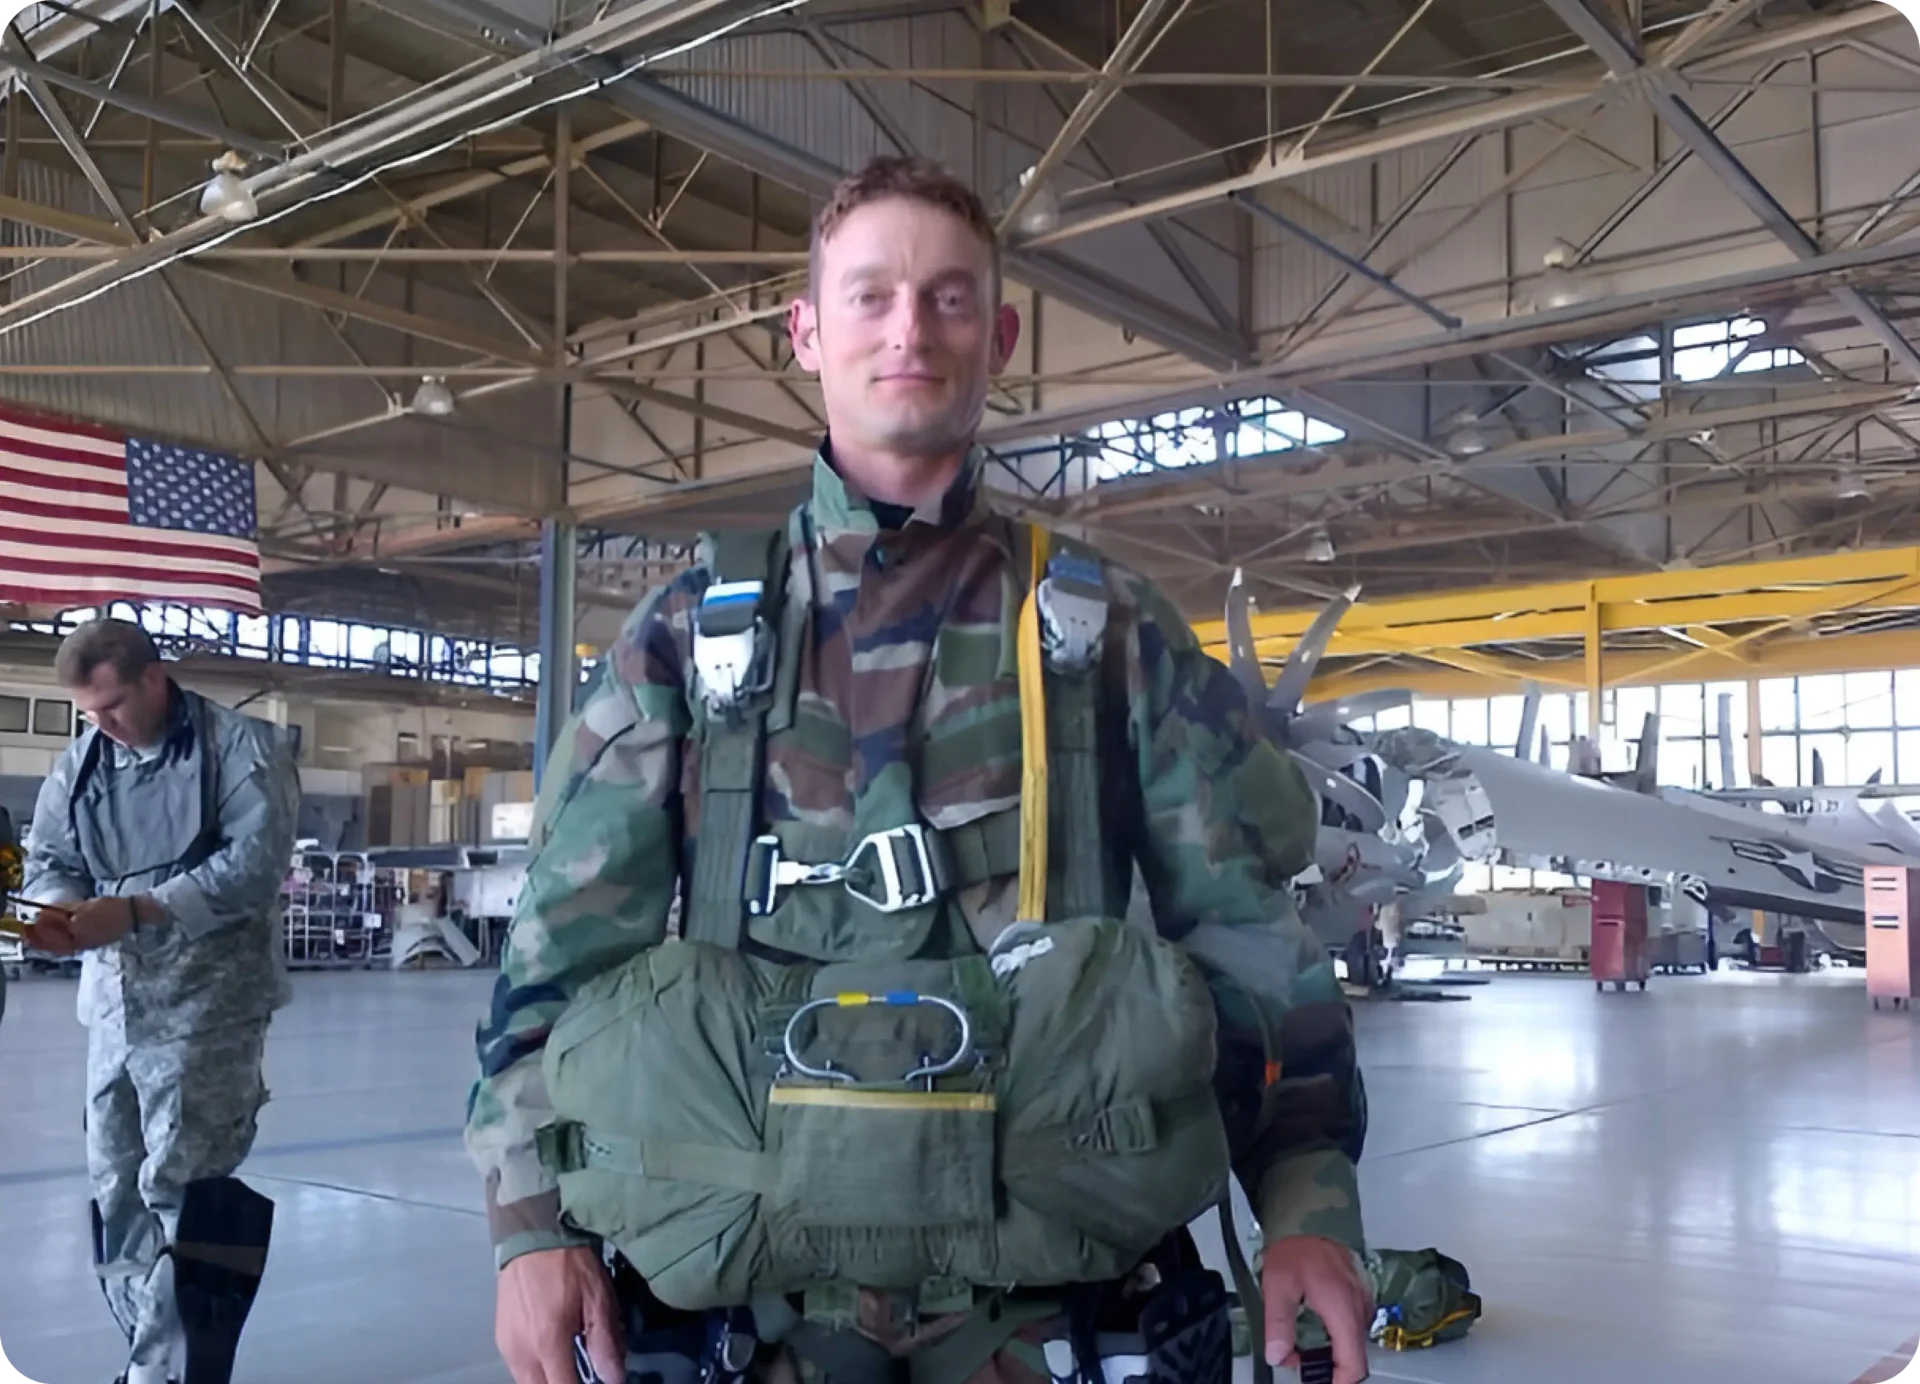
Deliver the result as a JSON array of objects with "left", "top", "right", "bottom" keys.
[
  {"left": 1268, "top": 584, "right": 1360, "bottom": 718},
  {"left": 1223, "top": 568, "right": 1269, "bottom": 704},
  {"left": 1812, "top": 747, "right": 1826, "bottom": 787},
  {"left": 1538, "top": 725, "right": 1553, "bottom": 768}
]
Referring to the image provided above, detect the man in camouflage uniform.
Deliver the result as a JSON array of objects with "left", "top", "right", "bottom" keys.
[
  {"left": 467, "top": 156, "right": 1374, "bottom": 1384},
  {"left": 22, "top": 619, "right": 296, "bottom": 1384}
]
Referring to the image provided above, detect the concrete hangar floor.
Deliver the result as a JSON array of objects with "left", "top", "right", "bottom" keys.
[{"left": 0, "top": 968, "right": 1914, "bottom": 1384}]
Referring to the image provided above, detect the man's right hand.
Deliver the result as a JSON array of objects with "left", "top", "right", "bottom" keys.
[
  {"left": 23, "top": 905, "right": 78, "bottom": 955},
  {"left": 496, "top": 1245, "right": 624, "bottom": 1384}
]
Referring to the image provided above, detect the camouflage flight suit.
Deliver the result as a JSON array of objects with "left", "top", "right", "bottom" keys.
[
  {"left": 24, "top": 683, "right": 298, "bottom": 1383},
  {"left": 466, "top": 449, "right": 1367, "bottom": 1383}
]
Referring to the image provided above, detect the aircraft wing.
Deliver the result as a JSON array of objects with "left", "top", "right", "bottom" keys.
[{"left": 1421, "top": 745, "right": 1918, "bottom": 923}]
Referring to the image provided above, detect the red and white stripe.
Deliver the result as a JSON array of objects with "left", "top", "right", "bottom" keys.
[{"left": 0, "top": 407, "right": 260, "bottom": 614}]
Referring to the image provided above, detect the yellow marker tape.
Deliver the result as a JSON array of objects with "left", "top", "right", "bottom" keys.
[
  {"left": 1016, "top": 527, "right": 1051, "bottom": 925},
  {"left": 769, "top": 1088, "right": 997, "bottom": 1112},
  {"left": 835, "top": 993, "right": 872, "bottom": 1008}
]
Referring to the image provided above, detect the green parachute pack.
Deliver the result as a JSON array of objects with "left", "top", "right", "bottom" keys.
[
  {"left": 532, "top": 515, "right": 1481, "bottom": 1355},
  {"left": 537, "top": 521, "right": 1232, "bottom": 1309}
]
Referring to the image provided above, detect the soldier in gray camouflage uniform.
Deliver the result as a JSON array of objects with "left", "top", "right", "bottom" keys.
[
  {"left": 22, "top": 619, "right": 296, "bottom": 1384},
  {"left": 468, "top": 157, "right": 1376, "bottom": 1384}
]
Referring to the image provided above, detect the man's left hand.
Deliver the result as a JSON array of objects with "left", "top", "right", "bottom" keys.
[
  {"left": 27, "top": 897, "right": 140, "bottom": 954},
  {"left": 1262, "top": 1234, "right": 1374, "bottom": 1384}
]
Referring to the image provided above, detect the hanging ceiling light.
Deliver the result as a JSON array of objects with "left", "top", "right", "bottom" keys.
[
  {"left": 1536, "top": 239, "right": 1597, "bottom": 310},
  {"left": 1010, "top": 165, "right": 1061, "bottom": 237},
  {"left": 199, "top": 151, "right": 258, "bottom": 223},
  {"left": 411, "top": 375, "right": 456, "bottom": 417},
  {"left": 1305, "top": 529, "right": 1337, "bottom": 564},
  {"left": 1835, "top": 466, "right": 1870, "bottom": 501},
  {"left": 1443, "top": 406, "right": 1489, "bottom": 456}
]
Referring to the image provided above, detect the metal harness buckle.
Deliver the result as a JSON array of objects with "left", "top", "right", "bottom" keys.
[
  {"left": 693, "top": 579, "right": 774, "bottom": 715},
  {"left": 746, "top": 823, "right": 951, "bottom": 916}
]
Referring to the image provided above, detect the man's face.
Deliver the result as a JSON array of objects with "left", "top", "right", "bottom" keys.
[
  {"left": 790, "top": 196, "right": 1019, "bottom": 465},
  {"left": 71, "top": 663, "right": 169, "bottom": 749}
]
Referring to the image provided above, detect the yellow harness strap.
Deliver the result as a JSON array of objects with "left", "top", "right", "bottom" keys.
[{"left": 1016, "top": 527, "right": 1050, "bottom": 925}]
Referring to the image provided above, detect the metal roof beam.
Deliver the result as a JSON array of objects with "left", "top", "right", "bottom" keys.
[
  {"left": 1013, "top": 5, "right": 1902, "bottom": 251},
  {"left": 971, "top": 230, "right": 1920, "bottom": 447},
  {"left": 1537, "top": 0, "right": 1920, "bottom": 380},
  {"left": 407, "top": 0, "right": 1251, "bottom": 370}
]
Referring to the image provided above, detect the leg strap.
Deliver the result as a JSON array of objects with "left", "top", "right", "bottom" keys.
[
  {"left": 908, "top": 1298, "right": 1060, "bottom": 1384},
  {"left": 1218, "top": 1202, "right": 1272, "bottom": 1384},
  {"left": 784, "top": 1321, "right": 903, "bottom": 1384}
]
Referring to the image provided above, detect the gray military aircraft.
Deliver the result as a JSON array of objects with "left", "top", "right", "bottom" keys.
[{"left": 1220, "top": 580, "right": 1920, "bottom": 950}]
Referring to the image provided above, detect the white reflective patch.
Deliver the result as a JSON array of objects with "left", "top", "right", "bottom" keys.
[{"left": 990, "top": 935, "right": 1055, "bottom": 978}]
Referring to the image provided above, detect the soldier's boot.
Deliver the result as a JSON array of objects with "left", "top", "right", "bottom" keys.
[{"left": 169, "top": 1177, "right": 274, "bottom": 1384}]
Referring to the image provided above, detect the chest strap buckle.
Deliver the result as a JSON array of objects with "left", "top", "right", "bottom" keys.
[
  {"left": 745, "top": 823, "right": 954, "bottom": 917},
  {"left": 1037, "top": 550, "right": 1108, "bottom": 674},
  {"left": 693, "top": 580, "right": 775, "bottom": 716}
]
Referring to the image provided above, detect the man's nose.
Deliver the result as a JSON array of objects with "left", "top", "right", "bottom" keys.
[{"left": 885, "top": 293, "right": 933, "bottom": 350}]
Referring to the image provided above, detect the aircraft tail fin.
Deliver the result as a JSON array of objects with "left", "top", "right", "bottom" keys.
[
  {"left": 1633, "top": 711, "right": 1661, "bottom": 794},
  {"left": 1716, "top": 692, "right": 1736, "bottom": 791},
  {"left": 1515, "top": 681, "right": 1540, "bottom": 761}
]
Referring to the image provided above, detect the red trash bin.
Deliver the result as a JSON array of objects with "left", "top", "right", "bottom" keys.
[{"left": 1590, "top": 880, "right": 1651, "bottom": 992}]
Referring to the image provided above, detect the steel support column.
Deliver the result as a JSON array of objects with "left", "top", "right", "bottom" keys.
[{"left": 533, "top": 517, "right": 580, "bottom": 786}]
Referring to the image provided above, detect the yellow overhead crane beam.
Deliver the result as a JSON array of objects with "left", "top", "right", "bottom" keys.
[{"left": 1191, "top": 545, "right": 1920, "bottom": 724}]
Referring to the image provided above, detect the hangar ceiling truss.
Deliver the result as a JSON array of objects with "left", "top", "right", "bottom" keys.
[{"left": 0, "top": 0, "right": 1918, "bottom": 643}]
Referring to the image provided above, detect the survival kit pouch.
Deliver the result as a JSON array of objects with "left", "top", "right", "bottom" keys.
[{"left": 536, "top": 914, "right": 1232, "bottom": 1313}]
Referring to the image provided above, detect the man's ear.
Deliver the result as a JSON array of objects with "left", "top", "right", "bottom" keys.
[
  {"left": 789, "top": 297, "right": 822, "bottom": 372},
  {"left": 989, "top": 302, "right": 1021, "bottom": 374}
]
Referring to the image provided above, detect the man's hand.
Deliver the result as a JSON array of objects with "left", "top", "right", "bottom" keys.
[
  {"left": 23, "top": 903, "right": 79, "bottom": 955},
  {"left": 496, "top": 1245, "right": 622, "bottom": 1384},
  {"left": 27, "top": 897, "right": 134, "bottom": 954},
  {"left": 1262, "top": 1235, "right": 1373, "bottom": 1384}
]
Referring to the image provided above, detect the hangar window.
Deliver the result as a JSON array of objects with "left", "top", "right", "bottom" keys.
[
  {"left": 0, "top": 695, "right": 27, "bottom": 734},
  {"left": 31, "top": 698, "right": 71, "bottom": 738},
  {"left": 1585, "top": 316, "right": 1805, "bottom": 396},
  {"left": 1086, "top": 394, "right": 1347, "bottom": 482}
]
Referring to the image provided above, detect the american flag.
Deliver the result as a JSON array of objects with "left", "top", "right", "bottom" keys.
[{"left": 0, "top": 405, "right": 261, "bottom": 614}]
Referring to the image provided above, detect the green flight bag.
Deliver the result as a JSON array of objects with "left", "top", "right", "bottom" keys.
[{"left": 536, "top": 915, "right": 1231, "bottom": 1312}]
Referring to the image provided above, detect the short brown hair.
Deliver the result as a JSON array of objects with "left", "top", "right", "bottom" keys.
[
  {"left": 809, "top": 155, "right": 1000, "bottom": 298},
  {"left": 54, "top": 618, "right": 160, "bottom": 688}
]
